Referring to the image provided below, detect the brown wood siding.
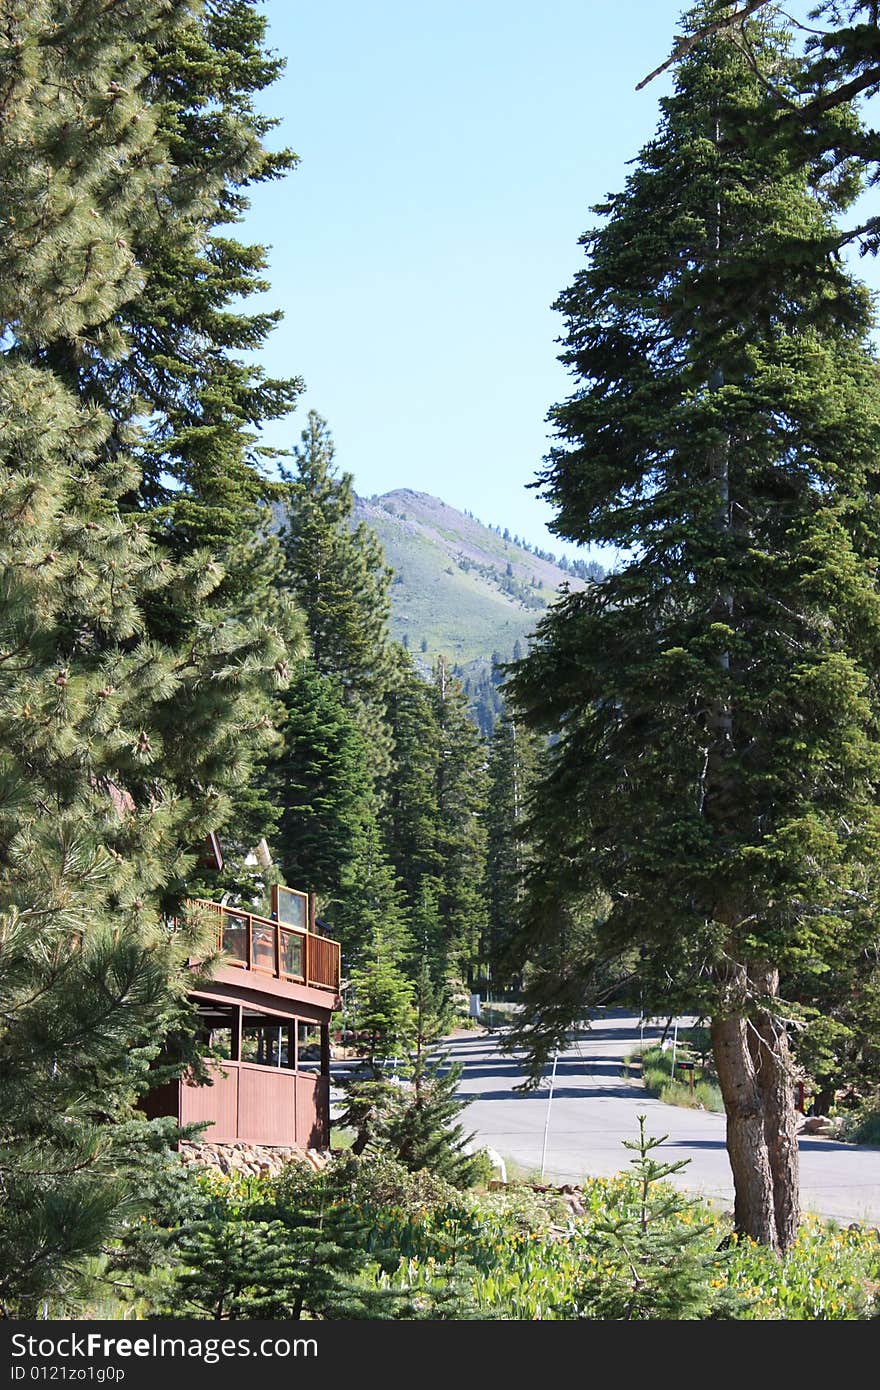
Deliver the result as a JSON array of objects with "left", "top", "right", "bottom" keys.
[
  {"left": 238, "top": 1064, "right": 297, "bottom": 1145},
  {"left": 180, "top": 1063, "right": 239, "bottom": 1142},
  {"left": 140, "top": 1079, "right": 180, "bottom": 1125},
  {"left": 144, "top": 1064, "right": 330, "bottom": 1149},
  {"left": 296, "top": 1074, "right": 329, "bottom": 1149}
]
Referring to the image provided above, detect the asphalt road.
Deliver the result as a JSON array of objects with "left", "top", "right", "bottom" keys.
[{"left": 445, "top": 1009, "right": 880, "bottom": 1227}]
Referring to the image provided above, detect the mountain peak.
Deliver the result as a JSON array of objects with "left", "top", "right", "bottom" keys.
[{"left": 354, "top": 490, "right": 596, "bottom": 677}]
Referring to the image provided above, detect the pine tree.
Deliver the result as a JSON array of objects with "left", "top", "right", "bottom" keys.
[
  {"left": 346, "top": 917, "right": 415, "bottom": 1077},
  {"left": 786, "top": 890, "right": 880, "bottom": 1115},
  {"left": 642, "top": 3, "right": 880, "bottom": 247},
  {"left": 382, "top": 655, "right": 490, "bottom": 989},
  {"left": 272, "top": 661, "right": 375, "bottom": 898},
  {"left": 575, "top": 1117, "right": 735, "bottom": 1320},
  {"left": 134, "top": 0, "right": 309, "bottom": 864},
  {"left": 129, "top": 0, "right": 302, "bottom": 549},
  {"left": 336, "top": 897, "right": 415, "bottom": 1156},
  {"left": 22, "top": 0, "right": 308, "bottom": 870},
  {"left": 380, "top": 651, "right": 443, "bottom": 905},
  {"left": 483, "top": 713, "right": 542, "bottom": 989},
  {"left": 278, "top": 413, "right": 397, "bottom": 774},
  {"left": 0, "top": 0, "right": 289, "bottom": 1312},
  {"left": 37, "top": 0, "right": 303, "bottom": 558},
  {"left": 383, "top": 958, "right": 480, "bottom": 1188},
  {"left": 148, "top": 1167, "right": 401, "bottom": 1319},
  {"left": 508, "top": 3, "right": 880, "bottom": 1250},
  {"left": 430, "top": 658, "right": 489, "bottom": 988}
]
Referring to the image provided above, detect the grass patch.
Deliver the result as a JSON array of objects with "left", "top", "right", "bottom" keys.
[
  {"left": 630, "top": 1042, "right": 724, "bottom": 1113},
  {"left": 478, "top": 1001, "right": 520, "bottom": 1029},
  {"left": 500, "top": 1155, "right": 548, "bottom": 1185}
]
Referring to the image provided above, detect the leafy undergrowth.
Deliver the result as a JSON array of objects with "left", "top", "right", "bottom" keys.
[
  {"left": 839, "top": 1105, "right": 880, "bottom": 1146},
  {"left": 94, "top": 1138, "right": 880, "bottom": 1321},
  {"left": 352, "top": 1146, "right": 879, "bottom": 1320},
  {"left": 366, "top": 1189, "right": 880, "bottom": 1320},
  {"left": 628, "top": 1041, "right": 724, "bottom": 1113}
]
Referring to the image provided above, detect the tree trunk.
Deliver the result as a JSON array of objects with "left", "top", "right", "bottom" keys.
[
  {"left": 710, "top": 1009, "right": 778, "bottom": 1249},
  {"left": 747, "top": 965, "right": 800, "bottom": 1253}
]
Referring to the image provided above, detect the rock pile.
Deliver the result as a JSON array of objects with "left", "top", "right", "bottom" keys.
[
  {"left": 178, "top": 1140, "right": 328, "bottom": 1178},
  {"left": 798, "top": 1116, "right": 837, "bottom": 1136}
]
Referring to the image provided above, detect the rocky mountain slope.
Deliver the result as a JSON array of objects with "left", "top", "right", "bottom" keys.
[{"left": 353, "top": 490, "right": 598, "bottom": 726}]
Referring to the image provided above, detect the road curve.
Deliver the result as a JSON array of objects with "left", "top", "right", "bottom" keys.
[{"left": 447, "top": 1009, "right": 880, "bottom": 1227}]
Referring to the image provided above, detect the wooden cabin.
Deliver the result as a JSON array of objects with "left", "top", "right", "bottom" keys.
[{"left": 144, "top": 885, "right": 341, "bottom": 1150}]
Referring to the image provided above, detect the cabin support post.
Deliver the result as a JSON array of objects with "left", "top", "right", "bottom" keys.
[{"left": 231, "top": 1004, "right": 242, "bottom": 1063}]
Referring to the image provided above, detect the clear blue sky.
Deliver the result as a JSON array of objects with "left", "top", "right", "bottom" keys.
[{"left": 242, "top": 1, "right": 878, "bottom": 564}]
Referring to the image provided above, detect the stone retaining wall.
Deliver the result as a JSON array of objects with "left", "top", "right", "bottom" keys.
[{"left": 178, "top": 1140, "right": 328, "bottom": 1178}]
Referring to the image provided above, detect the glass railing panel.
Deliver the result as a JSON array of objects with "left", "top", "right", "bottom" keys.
[
  {"left": 279, "top": 929, "right": 304, "bottom": 978},
  {"left": 221, "top": 912, "right": 249, "bottom": 965},
  {"left": 274, "top": 885, "right": 308, "bottom": 930},
  {"left": 250, "top": 920, "right": 276, "bottom": 972}
]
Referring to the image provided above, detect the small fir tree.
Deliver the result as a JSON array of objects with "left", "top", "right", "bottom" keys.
[
  {"left": 575, "top": 1117, "right": 736, "bottom": 1320},
  {"left": 148, "top": 1168, "right": 402, "bottom": 1320},
  {"left": 383, "top": 957, "right": 481, "bottom": 1188}
]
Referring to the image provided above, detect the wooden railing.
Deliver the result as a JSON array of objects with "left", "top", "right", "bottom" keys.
[{"left": 189, "top": 899, "right": 340, "bottom": 994}]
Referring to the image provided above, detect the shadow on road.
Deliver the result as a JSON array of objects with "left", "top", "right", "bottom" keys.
[
  {"left": 463, "top": 1083, "right": 647, "bottom": 1103},
  {"left": 456, "top": 1058, "right": 633, "bottom": 1083}
]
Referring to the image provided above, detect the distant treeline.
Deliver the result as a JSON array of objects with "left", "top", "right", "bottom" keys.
[{"left": 462, "top": 511, "right": 606, "bottom": 583}]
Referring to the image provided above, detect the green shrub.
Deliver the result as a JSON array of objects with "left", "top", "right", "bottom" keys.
[
  {"left": 631, "top": 1045, "right": 724, "bottom": 1112},
  {"left": 694, "top": 1080, "right": 724, "bottom": 1111},
  {"left": 643, "top": 1065, "right": 670, "bottom": 1093},
  {"left": 324, "top": 1151, "right": 466, "bottom": 1218},
  {"left": 839, "top": 1105, "right": 880, "bottom": 1146}
]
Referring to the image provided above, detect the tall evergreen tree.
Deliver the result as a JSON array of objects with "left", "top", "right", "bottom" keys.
[
  {"left": 483, "top": 712, "right": 542, "bottom": 989},
  {"left": 131, "top": 0, "right": 309, "bottom": 862},
  {"left": 509, "top": 3, "right": 880, "bottom": 1250},
  {"left": 127, "top": 0, "right": 302, "bottom": 550},
  {"left": 641, "top": 3, "right": 880, "bottom": 248},
  {"left": 429, "top": 658, "right": 489, "bottom": 988},
  {"left": 0, "top": 0, "right": 288, "bottom": 1311},
  {"left": 382, "top": 654, "right": 490, "bottom": 989},
  {"left": 21, "top": 0, "right": 308, "bottom": 868},
  {"left": 278, "top": 413, "right": 397, "bottom": 774},
  {"left": 34, "top": 0, "right": 303, "bottom": 556},
  {"left": 272, "top": 661, "right": 374, "bottom": 899},
  {"left": 381, "top": 651, "right": 443, "bottom": 903},
  {"left": 0, "top": 0, "right": 297, "bottom": 1312}
]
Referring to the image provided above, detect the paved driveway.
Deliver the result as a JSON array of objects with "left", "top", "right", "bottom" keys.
[{"left": 446, "top": 1009, "right": 880, "bottom": 1227}]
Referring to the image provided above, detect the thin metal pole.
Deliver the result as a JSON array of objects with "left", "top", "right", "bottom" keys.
[{"left": 540, "top": 1048, "right": 559, "bottom": 1178}]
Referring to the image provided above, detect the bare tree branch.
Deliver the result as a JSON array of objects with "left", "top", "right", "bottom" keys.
[{"left": 636, "top": 1, "right": 772, "bottom": 90}]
